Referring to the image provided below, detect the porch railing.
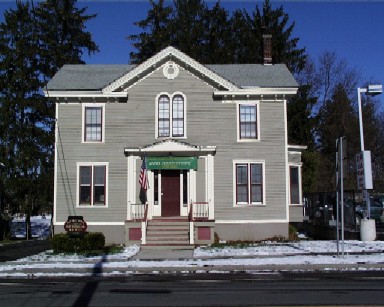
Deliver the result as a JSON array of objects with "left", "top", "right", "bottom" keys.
[
  {"left": 131, "top": 203, "right": 148, "bottom": 221},
  {"left": 189, "top": 201, "right": 209, "bottom": 245},
  {"left": 130, "top": 203, "right": 149, "bottom": 244},
  {"left": 189, "top": 202, "right": 209, "bottom": 221}
]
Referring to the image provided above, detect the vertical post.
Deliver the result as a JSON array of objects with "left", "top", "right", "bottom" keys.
[
  {"left": 189, "top": 221, "right": 194, "bottom": 244},
  {"left": 335, "top": 139, "right": 339, "bottom": 257},
  {"left": 357, "top": 88, "right": 371, "bottom": 219},
  {"left": 357, "top": 88, "right": 366, "bottom": 152},
  {"left": 340, "top": 137, "right": 345, "bottom": 257},
  {"left": 141, "top": 221, "right": 146, "bottom": 244}
]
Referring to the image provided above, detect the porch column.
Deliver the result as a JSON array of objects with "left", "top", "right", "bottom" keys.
[
  {"left": 206, "top": 153, "right": 215, "bottom": 220},
  {"left": 127, "top": 155, "right": 137, "bottom": 221}
]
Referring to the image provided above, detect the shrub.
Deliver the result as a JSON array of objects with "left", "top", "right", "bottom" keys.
[
  {"left": 213, "top": 232, "right": 220, "bottom": 244},
  {"left": 51, "top": 232, "right": 105, "bottom": 253},
  {"left": 84, "top": 232, "right": 105, "bottom": 251},
  {"left": 288, "top": 224, "right": 299, "bottom": 241}
]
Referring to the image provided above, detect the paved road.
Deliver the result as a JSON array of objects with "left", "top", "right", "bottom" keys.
[{"left": 0, "top": 271, "right": 383, "bottom": 306}]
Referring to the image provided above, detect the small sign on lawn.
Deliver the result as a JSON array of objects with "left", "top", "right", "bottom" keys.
[{"left": 64, "top": 216, "right": 87, "bottom": 234}]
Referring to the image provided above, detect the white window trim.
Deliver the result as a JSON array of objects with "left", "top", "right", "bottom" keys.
[
  {"left": 81, "top": 103, "right": 106, "bottom": 143},
  {"left": 155, "top": 92, "right": 187, "bottom": 139},
  {"left": 233, "top": 160, "right": 265, "bottom": 207},
  {"left": 236, "top": 102, "right": 260, "bottom": 142},
  {"left": 76, "top": 162, "right": 109, "bottom": 208},
  {"left": 289, "top": 163, "right": 302, "bottom": 206}
]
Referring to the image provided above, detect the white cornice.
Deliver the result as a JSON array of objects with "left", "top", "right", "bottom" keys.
[
  {"left": 103, "top": 46, "right": 238, "bottom": 93},
  {"left": 288, "top": 145, "right": 307, "bottom": 152},
  {"left": 213, "top": 87, "right": 298, "bottom": 99},
  {"left": 125, "top": 139, "right": 216, "bottom": 154},
  {"left": 43, "top": 90, "right": 128, "bottom": 98}
]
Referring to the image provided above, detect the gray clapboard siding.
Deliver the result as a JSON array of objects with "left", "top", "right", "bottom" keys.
[
  {"left": 289, "top": 206, "right": 303, "bottom": 222},
  {"left": 56, "top": 103, "right": 128, "bottom": 223},
  {"left": 55, "top": 63, "right": 290, "bottom": 224},
  {"left": 288, "top": 152, "right": 302, "bottom": 164}
]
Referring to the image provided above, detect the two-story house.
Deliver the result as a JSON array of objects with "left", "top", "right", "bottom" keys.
[{"left": 45, "top": 46, "right": 305, "bottom": 247}]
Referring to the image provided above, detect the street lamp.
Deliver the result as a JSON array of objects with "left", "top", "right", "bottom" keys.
[{"left": 357, "top": 84, "right": 382, "bottom": 219}]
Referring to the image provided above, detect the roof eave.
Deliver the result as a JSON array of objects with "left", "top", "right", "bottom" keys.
[
  {"left": 213, "top": 87, "right": 298, "bottom": 99},
  {"left": 43, "top": 90, "right": 128, "bottom": 98}
]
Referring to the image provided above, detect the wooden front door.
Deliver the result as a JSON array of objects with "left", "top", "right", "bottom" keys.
[{"left": 161, "top": 170, "right": 180, "bottom": 217}]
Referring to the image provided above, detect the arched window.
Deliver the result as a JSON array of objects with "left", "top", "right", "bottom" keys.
[
  {"left": 158, "top": 95, "right": 170, "bottom": 137},
  {"left": 157, "top": 93, "right": 185, "bottom": 138},
  {"left": 172, "top": 95, "right": 184, "bottom": 137}
]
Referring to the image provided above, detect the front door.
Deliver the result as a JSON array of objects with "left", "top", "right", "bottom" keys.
[{"left": 161, "top": 170, "right": 180, "bottom": 217}]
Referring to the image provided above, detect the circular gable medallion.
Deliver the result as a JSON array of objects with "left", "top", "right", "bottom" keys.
[{"left": 163, "top": 61, "right": 179, "bottom": 79}]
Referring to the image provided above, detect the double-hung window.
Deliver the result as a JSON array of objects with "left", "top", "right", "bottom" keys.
[
  {"left": 83, "top": 104, "right": 105, "bottom": 142},
  {"left": 157, "top": 93, "right": 185, "bottom": 138},
  {"left": 289, "top": 166, "right": 301, "bottom": 205},
  {"left": 238, "top": 104, "right": 258, "bottom": 140},
  {"left": 78, "top": 163, "right": 108, "bottom": 206},
  {"left": 235, "top": 162, "right": 264, "bottom": 205},
  {"left": 172, "top": 95, "right": 184, "bottom": 137},
  {"left": 158, "top": 95, "right": 170, "bottom": 137}
]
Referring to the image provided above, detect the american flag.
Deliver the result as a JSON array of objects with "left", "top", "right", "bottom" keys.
[{"left": 139, "top": 156, "right": 148, "bottom": 190}]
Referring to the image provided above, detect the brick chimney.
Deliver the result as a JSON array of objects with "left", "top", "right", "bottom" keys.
[{"left": 263, "top": 34, "right": 272, "bottom": 65}]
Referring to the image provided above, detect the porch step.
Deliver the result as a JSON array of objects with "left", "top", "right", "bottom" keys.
[
  {"left": 140, "top": 244, "right": 194, "bottom": 250},
  {"left": 147, "top": 222, "right": 189, "bottom": 228},
  {"left": 143, "top": 216, "right": 192, "bottom": 249}
]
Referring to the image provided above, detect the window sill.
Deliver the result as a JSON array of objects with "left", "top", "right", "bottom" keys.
[
  {"left": 81, "top": 141, "right": 105, "bottom": 144},
  {"left": 156, "top": 136, "right": 187, "bottom": 140},
  {"left": 237, "top": 139, "right": 260, "bottom": 143},
  {"left": 77, "top": 205, "right": 108, "bottom": 208},
  {"left": 235, "top": 204, "right": 265, "bottom": 207}
]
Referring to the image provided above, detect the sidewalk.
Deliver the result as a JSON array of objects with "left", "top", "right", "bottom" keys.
[{"left": 1, "top": 240, "right": 384, "bottom": 278}]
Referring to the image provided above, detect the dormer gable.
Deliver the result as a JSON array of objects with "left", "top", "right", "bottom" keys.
[{"left": 103, "top": 46, "right": 238, "bottom": 94}]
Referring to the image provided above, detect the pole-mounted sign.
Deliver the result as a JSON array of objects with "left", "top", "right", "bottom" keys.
[{"left": 356, "top": 151, "right": 373, "bottom": 190}]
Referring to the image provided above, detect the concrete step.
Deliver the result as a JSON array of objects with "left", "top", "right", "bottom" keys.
[
  {"left": 151, "top": 216, "right": 189, "bottom": 221},
  {"left": 147, "top": 234, "right": 189, "bottom": 240},
  {"left": 148, "top": 221, "right": 190, "bottom": 227},
  {"left": 147, "top": 225, "right": 189, "bottom": 231},
  {"left": 146, "top": 240, "right": 190, "bottom": 245},
  {"left": 144, "top": 216, "right": 191, "bottom": 248},
  {"left": 147, "top": 232, "right": 188, "bottom": 237},
  {"left": 140, "top": 244, "right": 194, "bottom": 250},
  {"left": 147, "top": 229, "right": 189, "bottom": 235}
]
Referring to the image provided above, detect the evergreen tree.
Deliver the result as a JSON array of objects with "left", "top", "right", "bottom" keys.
[
  {"left": 34, "top": 0, "right": 99, "bottom": 80},
  {"left": 0, "top": 0, "right": 98, "bottom": 215},
  {"left": 128, "top": 0, "right": 173, "bottom": 64},
  {"left": 0, "top": 1, "right": 45, "bottom": 213},
  {"left": 128, "top": 0, "right": 306, "bottom": 69},
  {"left": 227, "top": 9, "right": 258, "bottom": 64},
  {"left": 253, "top": 0, "right": 306, "bottom": 74},
  {"left": 200, "top": 2, "right": 231, "bottom": 64},
  {"left": 170, "top": 0, "right": 207, "bottom": 61}
]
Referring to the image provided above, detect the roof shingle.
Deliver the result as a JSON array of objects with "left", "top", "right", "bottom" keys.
[{"left": 46, "top": 63, "right": 297, "bottom": 91}]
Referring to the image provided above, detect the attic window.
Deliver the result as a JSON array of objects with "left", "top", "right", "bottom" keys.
[{"left": 163, "top": 61, "right": 179, "bottom": 80}]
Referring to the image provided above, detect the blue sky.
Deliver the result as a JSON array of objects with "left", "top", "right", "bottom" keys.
[{"left": 0, "top": 1, "right": 383, "bottom": 103}]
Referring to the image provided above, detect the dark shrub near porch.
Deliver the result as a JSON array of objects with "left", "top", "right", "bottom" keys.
[{"left": 51, "top": 232, "right": 105, "bottom": 253}]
